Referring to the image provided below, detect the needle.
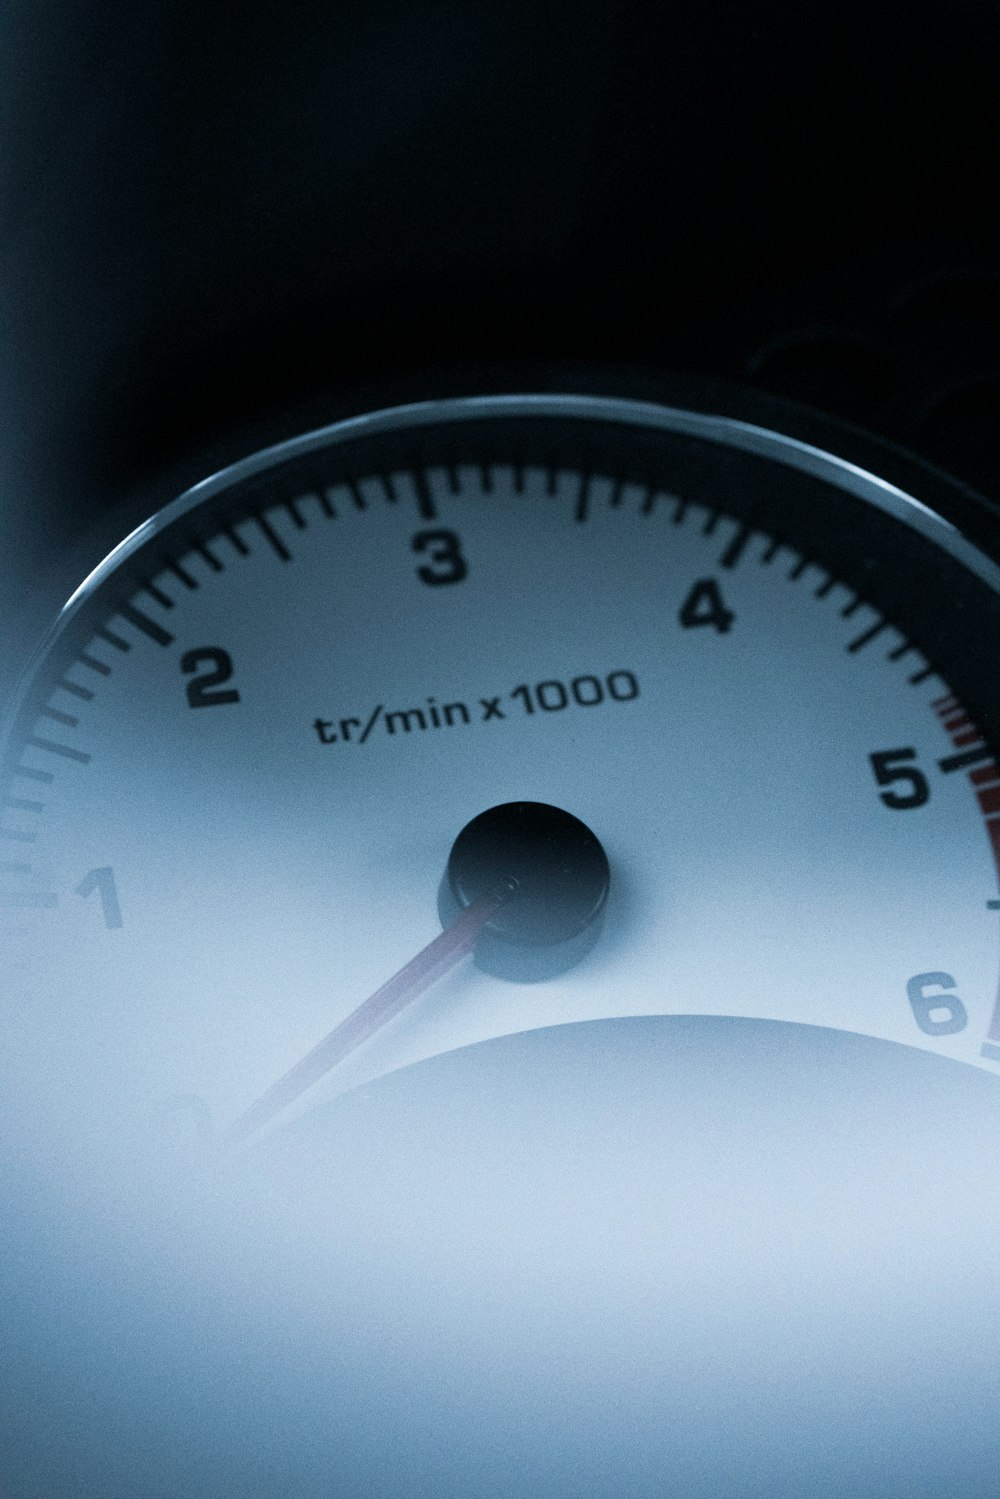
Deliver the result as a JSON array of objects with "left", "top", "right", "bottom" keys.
[
  {"left": 221, "top": 880, "right": 514, "bottom": 1147},
  {"left": 222, "top": 800, "right": 610, "bottom": 1148}
]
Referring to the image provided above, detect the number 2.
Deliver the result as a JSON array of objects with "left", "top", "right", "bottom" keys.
[{"left": 181, "top": 647, "right": 240, "bottom": 708}]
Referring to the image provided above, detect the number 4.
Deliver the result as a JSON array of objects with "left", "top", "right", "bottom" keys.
[{"left": 679, "top": 578, "right": 735, "bottom": 633}]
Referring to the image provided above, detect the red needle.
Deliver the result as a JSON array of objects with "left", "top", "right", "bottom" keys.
[{"left": 221, "top": 881, "right": 513, "bottom": 1147}]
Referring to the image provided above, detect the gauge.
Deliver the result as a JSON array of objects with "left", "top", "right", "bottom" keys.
[{"left": 3, "top": 387, "right": 1000, "bottom": 1497}]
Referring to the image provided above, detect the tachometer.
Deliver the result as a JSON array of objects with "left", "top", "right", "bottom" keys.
[{"left": 4, "top": 388, "right": 1000, "bottom": 1498}]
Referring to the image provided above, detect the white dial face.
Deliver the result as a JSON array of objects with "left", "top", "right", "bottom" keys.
[{"left": 3, "top": 397, "right": 1000, "bottom": 1153}]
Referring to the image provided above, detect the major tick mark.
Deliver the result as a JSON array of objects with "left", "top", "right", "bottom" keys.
[
  {"left": 939, "top": 746, "right": 993, "bottom": 774},
  {"left": 413, "top": 470, "right": 437, "bottom": 521},
  {"left": 120, "top": 604, "right": 175, "bottom": 646}
]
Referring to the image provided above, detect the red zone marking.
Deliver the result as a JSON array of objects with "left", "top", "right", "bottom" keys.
[{"left": 933, "top": 692, "right": 1000, "bottom": 1060}]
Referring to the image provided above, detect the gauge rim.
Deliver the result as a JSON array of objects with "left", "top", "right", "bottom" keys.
[
  {"left": 64, "top": 393, "right": 1000, "bottom": 612},
  {"left": 6, "top": 389, "right": 1000, "bottom": 750}
]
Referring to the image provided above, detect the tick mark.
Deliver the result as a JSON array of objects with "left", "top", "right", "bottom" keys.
[
  {"left": 57, "top": 678, "right": 95, "bottom": 702},
  {"left": 939, "top": 746, "right": 993, "bottom": 774},
  {"left": 413, "top": 470, "right": 437, "bottom": 521},
  {"left": 168, "top": 559, "right": 199, "bottom": 591},
  {"left": 847, "top": 620, "right": 888, "bottom": 654},
  {"left": 12, "top": 766, "right": 53, "bottom": 785},
  {"left": 720, "top": 525, "right": 752, "bottom": 570},
  {"left": 26, "top": 736, "right": 91, "bottom": 765},
  {"left": 0, "top": 890, "right": 57, "bottom": 908},
  {"left": 40, "top": 707, "right": 79, "bottom": 728},
  {"left": 222, "top": 525, "right": 250, "bottom": 556},
  {"left": 143, "top": 581, "right": 175, "bottom": 610},
  {"left": 195, "top": 541, "right": 224, "bottom": 571},
  {"left": 256, "top": 514, "right": 292, "bottom": 561},
  {"left": 120, "top": 604, "right": 175, "bottom": 646},
  {"left": 574, "top": 473, "right": 590, "bottom": 524},
  {"left": 78, "top": 652, "right": 112, "bottom": 677},
  {"left": 95, "top": 627, "right": 130, "bottom": 653}
]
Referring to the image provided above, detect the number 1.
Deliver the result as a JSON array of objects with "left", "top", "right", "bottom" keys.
[{"left": 76, "top": 866, "right": 123, "bottom": 929}]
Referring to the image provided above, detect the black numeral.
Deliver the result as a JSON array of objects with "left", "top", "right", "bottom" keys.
[
  {"left": 182, "top": 648, "right": 240, "bottom": 709},
  {"left": 870, "top": 748, "right": 930, "bottom": 810},
  {"left": 679, "top": 578, "right": 735, "bottom": 633},
  {"left": 412, "top": 529, "right": 468, "bottom": 586}
]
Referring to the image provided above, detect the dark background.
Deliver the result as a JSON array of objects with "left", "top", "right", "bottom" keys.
[{"left": 1, "top": 0, "right": 999, "bottom": 553}]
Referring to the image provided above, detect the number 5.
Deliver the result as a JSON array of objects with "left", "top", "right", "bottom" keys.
[{"left": 869, "top": 748, "right": 930, "bottom": 810}]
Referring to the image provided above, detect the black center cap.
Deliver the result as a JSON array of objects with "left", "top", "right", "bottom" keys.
[{"left": 443, "top": 802, "right": 611, "bottom": 979}]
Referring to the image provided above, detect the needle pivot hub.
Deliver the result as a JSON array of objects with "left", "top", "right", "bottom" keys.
[{"left": 442, "top": 801, "right": 611, "bottom": 981}]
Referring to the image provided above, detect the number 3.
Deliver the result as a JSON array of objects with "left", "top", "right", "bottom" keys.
[{"left": 412, "top": 529, "right": 468, "bottom": 587}]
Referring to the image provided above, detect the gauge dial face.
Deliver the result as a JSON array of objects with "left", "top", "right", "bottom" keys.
[{"left": 3, "top": 393, "right": 1000, "bottom": 1150}]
